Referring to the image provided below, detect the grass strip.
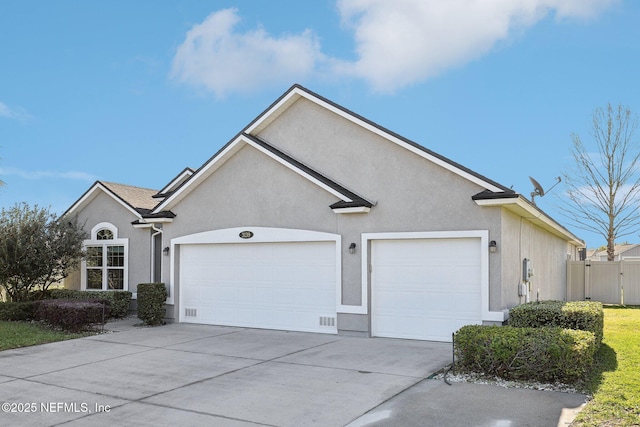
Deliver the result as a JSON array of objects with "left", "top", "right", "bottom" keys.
[
  {"left": 572, "top": 306, "right": 640, "bottom": 426},
  {"left": 0, "top": 321, "right": 88, "bottom": 351}
]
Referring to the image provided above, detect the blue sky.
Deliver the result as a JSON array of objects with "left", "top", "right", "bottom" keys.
[{"left": 1, "top": 0, "right": 638, "bottom": 248}]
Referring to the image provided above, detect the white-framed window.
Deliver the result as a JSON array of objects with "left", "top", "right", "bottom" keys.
[{"left": 82, "top": 222, "right": 128, "bottom": 291}]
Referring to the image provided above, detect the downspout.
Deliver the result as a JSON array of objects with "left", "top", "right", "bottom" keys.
[{"left": 151, "top": 224, "right": 163, "bottom": 283}]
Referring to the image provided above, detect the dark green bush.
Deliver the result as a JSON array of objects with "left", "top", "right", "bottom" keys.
[
  {"left": 454, "top": 325, "right": 597, "bottom": 383},
  {"left": 137, "top": 283, "right": 167, "bottom": 326},
  {"left": 25, "top": 289, "right": 53, "bottom": 301},
  {"left": 34, "top": 299, "right": 110, "bottom": 332},
  {"left": 509, "top": 300, "right": 604, "bottom": 346},
  {"left": 49, "top": 289, "right": 132, "bottom": 318},
  {"left": 0, "top": 301, "right": 35, "bottom": 321}
]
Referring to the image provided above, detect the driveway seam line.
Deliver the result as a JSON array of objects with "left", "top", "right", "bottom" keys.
[{"left": 1, "top": 346, "right": 156, "bottom": 380}]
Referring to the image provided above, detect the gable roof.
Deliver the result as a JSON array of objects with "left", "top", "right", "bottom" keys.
[
  {"left": 64, "top": 181, "right": 160, "bottom": 219},
  {"left": 153, "top": 84, "right": 512, "bottom": 214},
  {"left": 587, "top": 243, "right": 640, "bottom": 259},
  {"left": 153, "top": 131, "right": 374, "bottom": 214},
  {"left": 246, "top": 84, "right": 514, "bottom": 194}
]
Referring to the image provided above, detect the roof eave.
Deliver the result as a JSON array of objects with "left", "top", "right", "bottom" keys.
[
  {"left": 63, "top": 181, "right": 143, "bottom": 220},
  {"left": 331, "top": 206, "right": 371, "bottom": 214},
  {"left": 473, "top": 196, "right": 584, "bottom": 246}
]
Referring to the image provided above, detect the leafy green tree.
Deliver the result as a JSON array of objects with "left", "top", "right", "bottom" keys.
[
  {"left": 561, "top": 103, "right": 640, "bottom": 261},
  {"left": 0, "top": 203, "right": 87, "bottom": 301}
]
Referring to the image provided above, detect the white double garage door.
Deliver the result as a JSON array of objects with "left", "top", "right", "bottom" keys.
[{"left": 178, "top": 229, "right": 483, "bottom": 341}]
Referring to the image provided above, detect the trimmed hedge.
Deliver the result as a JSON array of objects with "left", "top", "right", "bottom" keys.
[
  {"left": 34, "top": 299, "right": 111, "bottom": 332},
  {"left": 454, "top": 325, "right": 597, "bottom": 382},
  {"left": 137, "top": 283, "right": 167, "bottom": 326},
  {"left": 49, "top": 289, "right": 132, "bottom": 318},
  {"left": 0, "top": 301, "right": 36, "bottom": 321},
  {"left": 509, "top": 300, "right": 604, "bottom": 346}
]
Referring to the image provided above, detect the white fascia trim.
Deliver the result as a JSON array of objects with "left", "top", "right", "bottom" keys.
[
  {"left": 245, "top": 90, "right": 301, "bottom": 135},
  {"left": 132, "top": 223, "right": 152, "bottom": 229},
  {"left": 332, "top": 206, "right": 371, "bottom": 214},
  {"left": 140, "top": 217, "right": 174, "bottom": 224},
  {"left": 474, "top": 197, "right": 583, "bottom": 246},
  {"left": 153, "top": 132, "right": 356, "bottom": 212},
  {"left": 154, "top": 138, "right": 245, "bottom": 213},
  {"left": 67, "top": 182, "right": 143, "bottom": 220},
  {"left": 158, "top": 169, "right": 194, "bottom": 195},
  {"left": 247, "top": 87, "right": 504, "bottom": 193},
  {"left": 361, "top": 230, "right": 506, "bottom": 323},
  {"left": 170, "top": 227, "right": 342, "bottom": 313},
  {"left": 243, "top": 136, "right": 354, "bottom": 202}
]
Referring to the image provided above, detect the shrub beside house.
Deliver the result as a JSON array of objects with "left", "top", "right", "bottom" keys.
[{"left": 454, "top": 300, "right": 603, "bottom": 383}]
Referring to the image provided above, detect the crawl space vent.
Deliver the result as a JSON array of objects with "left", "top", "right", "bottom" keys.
[{"left": 319, "top": 316, "right": 335, "bottom": 327}]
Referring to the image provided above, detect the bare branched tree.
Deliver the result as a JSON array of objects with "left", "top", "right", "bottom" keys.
[{"left": 560, "top": 103, "right": 640, "bottom": 261}]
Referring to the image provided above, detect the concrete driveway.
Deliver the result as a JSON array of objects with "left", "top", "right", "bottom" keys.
[{"left": 0, "top": 319, "right": 587, "bottom": 426}]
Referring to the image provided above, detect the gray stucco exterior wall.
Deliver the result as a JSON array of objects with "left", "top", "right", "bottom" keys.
[
  {"left": 65, "top": 192, "right": 153, "bottom": 295},
  {"left": 62, "top": 87, "right": 582, "bottom": 338},
  {"left": 160, "top": 98, "right": 511, "bottom": 332}
]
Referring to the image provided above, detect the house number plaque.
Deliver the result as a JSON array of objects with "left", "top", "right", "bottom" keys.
[{"left": 239, "top": 231, "right": 254, "bottom": 239}]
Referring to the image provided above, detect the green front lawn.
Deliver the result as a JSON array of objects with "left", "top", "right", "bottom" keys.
[
  {"left": 0, "top": 321, "right": 88, "bottom": 351},
  {"left": 572, "top": 306, "right": 640, "bottom": 426}
]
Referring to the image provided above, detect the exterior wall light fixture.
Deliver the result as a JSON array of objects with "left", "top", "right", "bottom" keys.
[
  {"left": 489, "top": 240, "right": 497, "bottom": 253},
  {"left": 163, "top": 246, "right": 170, "bottom": 256},
  {"left": 349, "top": 242, "right": 357, "bottom": 254}
]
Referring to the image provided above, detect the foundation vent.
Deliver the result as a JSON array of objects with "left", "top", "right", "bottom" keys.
[
  {"left": 185, "top": 308, "right": 197, "bottom": 317},
  {"left": 319, "top": 316, "right": 336, "bottom": 327}
]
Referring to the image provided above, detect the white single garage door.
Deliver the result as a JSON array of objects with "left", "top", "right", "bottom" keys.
[
  {"left": 371, "top": 238, "right": 483, "bottom": 342},
  {"left": 180, "top": 241, "right": 337, "bottom": 334}
]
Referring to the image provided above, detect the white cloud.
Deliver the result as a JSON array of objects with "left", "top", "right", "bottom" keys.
[
  {"left": 171, "top": 8, "right": 326, "bottom": 98},
  {"left": 0, "top": 101, "right": 31, "bottom": 121},
  {"left": 170, "top": 1, "right": 616, "bottom": 96},
  {"left": 0, "top": 167, "right": 97, "bottom": 182},
  {"left": 335, "top": 0, "right": 617, "bottom": 93}
]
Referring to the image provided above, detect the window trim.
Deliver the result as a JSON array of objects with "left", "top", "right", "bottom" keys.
[{"left": 81, "top": 223, "right": 129, "bottom": 291}]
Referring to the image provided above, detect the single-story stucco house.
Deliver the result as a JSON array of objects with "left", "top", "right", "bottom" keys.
[{"left": 63, "top": 84, "right": 584, "bottom": 342}]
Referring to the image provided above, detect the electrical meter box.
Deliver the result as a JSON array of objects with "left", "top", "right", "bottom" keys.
[{"left": 522, "top": 258, "right": 533, "bottom": 282}]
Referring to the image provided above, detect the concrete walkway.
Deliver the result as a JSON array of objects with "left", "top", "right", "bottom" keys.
[{"left": 0, "top": 319, "right": 587, "bottom": 426}]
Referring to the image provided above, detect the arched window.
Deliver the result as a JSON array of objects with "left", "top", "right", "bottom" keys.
[
  {"left": 82, "top": 223, "right": 128, "bottom": 291},
  {"left": 96, "top": 229, "right": 114, "bottom": 240}
]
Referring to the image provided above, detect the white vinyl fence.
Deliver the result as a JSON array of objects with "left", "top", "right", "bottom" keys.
[{"left": 567, "top": 260, "right": 640, "bottom": 305}]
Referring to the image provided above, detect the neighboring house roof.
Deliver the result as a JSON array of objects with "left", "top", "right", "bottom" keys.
[{"left": 587, "top": 244, "right": 640, "bottom": 260}]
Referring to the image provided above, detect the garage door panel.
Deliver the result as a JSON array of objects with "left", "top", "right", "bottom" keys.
[
  {"left": 372, "top": 238, "right": 483, "bottom": 342},
  {"left": 180, "top": 241, "right": 337, "bottom": 334}
]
